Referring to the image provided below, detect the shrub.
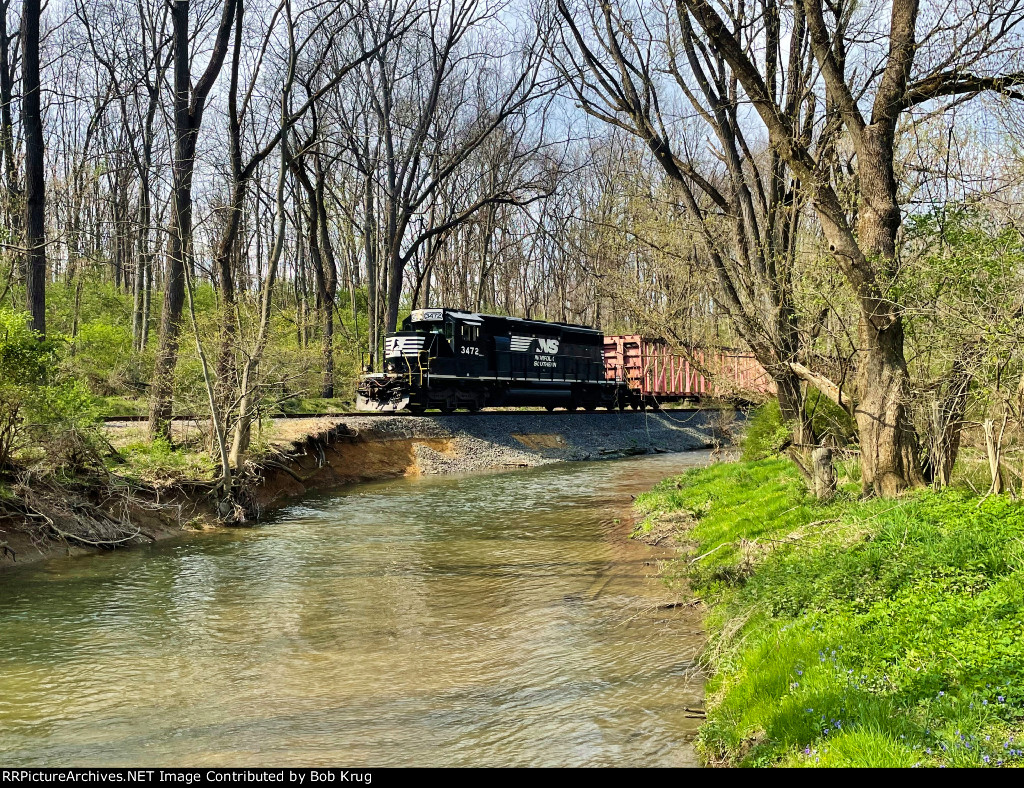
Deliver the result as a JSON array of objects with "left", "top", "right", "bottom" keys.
[
  {"left": 69, "top": 321, "right": 136, "bottom": 395},
  {"left": 741, "top": 400, "right": 791, "bottom": 460},
  {"left": 0, "top": 309, "right": 57, "bottom": 469},
  {"left": 0, "top": 308, "right": 104, "bottom": 475}
]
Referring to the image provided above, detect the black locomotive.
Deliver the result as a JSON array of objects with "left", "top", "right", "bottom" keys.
[{"left": 356, "top": 308, "right": 629, "bottom": 413}]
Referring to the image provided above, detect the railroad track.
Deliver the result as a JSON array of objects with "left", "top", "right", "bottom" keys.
[{"left": 99, "top": 405, "right": 717, "bottom": 423}]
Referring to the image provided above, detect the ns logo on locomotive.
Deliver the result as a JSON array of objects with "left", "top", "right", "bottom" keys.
[{"left": 356, "top": 308, "right": 633, "bottom": 414}]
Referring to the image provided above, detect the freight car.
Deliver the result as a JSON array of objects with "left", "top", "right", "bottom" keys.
[
  {"left": 603, "top": 335, "right": 775, "bottom": 405},
  {"left": 356, "top": 309, "right": 630, "bottom": 413},
  {"left": 355, "top": 309, "right": 772, "bottom": 413}
]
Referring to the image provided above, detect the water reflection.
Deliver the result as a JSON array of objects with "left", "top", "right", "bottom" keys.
[{"left": 0, "top": 452, "right": 711, "bottom": 766}]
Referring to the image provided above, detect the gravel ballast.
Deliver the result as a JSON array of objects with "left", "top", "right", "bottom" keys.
[{"left": 271, "top": 408, "right": 741, "bottom": 477}]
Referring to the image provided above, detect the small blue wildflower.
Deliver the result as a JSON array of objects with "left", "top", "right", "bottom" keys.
[
  {"left": 983, "top": 755, "right": 990, "bottom": 763},
  {"left": 998, "top": 695, "right": 1005, "bottom": 702}
]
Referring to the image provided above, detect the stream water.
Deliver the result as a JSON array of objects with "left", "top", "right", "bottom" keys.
[{"left": 0, "top": 452, "right": 711, "bottom": 767}]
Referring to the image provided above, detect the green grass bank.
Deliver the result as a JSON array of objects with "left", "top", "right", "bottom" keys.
[{"left": 634, "top": 458, "right": 1024, "bottom": 767}]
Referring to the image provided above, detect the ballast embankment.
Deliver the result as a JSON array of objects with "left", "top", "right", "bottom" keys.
[{"left": 254, "top": 409, "right": 739, "bottom": 509}]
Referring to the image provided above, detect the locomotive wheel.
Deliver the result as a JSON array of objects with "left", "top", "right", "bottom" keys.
[
  {"left": 440, "top": 402, "right": 456, "bottom": 414},
  {"left": 545, "top": 405, "right": 556, "bottom": 412},
  {"left": 566, "top": 403, "right": 578, "bottom": 412},
  {"left": 584, "top": 403, "right": 597, "bottom": 412},
  {"left": 630, "top": 402, "right": 639, "bottom": 411},
  {"left": 408, "top": 404, "right": 426, "bottom": 415}
]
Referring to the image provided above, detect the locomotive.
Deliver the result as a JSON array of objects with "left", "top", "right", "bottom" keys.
[{"left": 356, "top": 308, "right": 631, "bottom": 413}]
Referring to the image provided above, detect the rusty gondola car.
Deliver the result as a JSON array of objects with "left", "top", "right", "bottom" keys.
[
  {"left": 356, "top": 308, "right": 772, "bottom": 413},
  {"left": 602, "top": 334, "right": 776, "bottom": 408}
]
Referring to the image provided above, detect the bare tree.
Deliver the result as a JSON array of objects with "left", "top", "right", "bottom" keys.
[
  {"left": 148, "top": 0, "right": 237, "bottom": 442},
  {"left": 21, "top": 0, "right": 43, "bottom": 334},
  {"left": 340, "top": 0, "right": 555, "bottom": 352},
  {"left": 673, "top": 0, "right": 1024, "bottom": 495},
  {"left": 554, "top": 0, "right": 823, "bottom": 448}
]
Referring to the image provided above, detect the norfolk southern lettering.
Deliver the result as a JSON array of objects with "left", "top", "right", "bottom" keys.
[{"left": 357, "top": 308, "right": 629, "bottom": 413}]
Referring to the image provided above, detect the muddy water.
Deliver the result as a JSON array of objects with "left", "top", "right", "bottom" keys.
[{"left": 0, "top": 452, "right": 710, "bottom": 767}]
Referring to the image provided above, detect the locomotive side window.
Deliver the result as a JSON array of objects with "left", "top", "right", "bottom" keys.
[
  {"left": 461, "top": 324, "right": 480, "bottom": 341},
  {"left": 444, "top": 322, "right": 455, "bottom": 342}
]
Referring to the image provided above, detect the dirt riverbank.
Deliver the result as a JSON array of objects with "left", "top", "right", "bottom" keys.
[{"left": 1, "top": 409, "right": 740, "bottom": 571}]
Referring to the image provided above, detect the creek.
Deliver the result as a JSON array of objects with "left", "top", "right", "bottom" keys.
[{"left": 0, "top": 452, "right": 712, "bottom": 766}]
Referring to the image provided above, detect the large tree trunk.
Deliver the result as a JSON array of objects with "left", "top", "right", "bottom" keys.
[
  {"left": 854, "top": 126, "right": 925, "bottom": 496},
  {"left": 148, "top": 0, "right": 195, "bottom": 442},
  {"left": 21, "top": 0, "right": 45, "bottom": 335},
  {"left": 855, "top": 317, "right": 924, "bottom": 496},
  {"left": 384, "top": 247, "right": 403, "bottom": 333},
  {"left": 148, "top": 0, "right": 234, "bottom": 442}
]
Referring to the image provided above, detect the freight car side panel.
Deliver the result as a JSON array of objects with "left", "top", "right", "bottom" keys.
[{"left": 603, "top": 335, "right": 774, "bottom": 399}]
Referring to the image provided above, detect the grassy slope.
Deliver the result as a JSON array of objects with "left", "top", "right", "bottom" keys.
[{"left": 635, "top": 458, "right": 1024, "bottom": 767}]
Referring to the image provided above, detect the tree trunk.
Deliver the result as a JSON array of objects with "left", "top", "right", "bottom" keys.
[
  {"left": 364, "top": 175, "right": 378, "bottom": 369},
  {"left": 924, "top": 345, "right": 977, "bottom": 488},
  {"left": 812, "top": 446, "right": 836, "bottom": 501},
  {"left": 148, "top": 0, "right": 234, "bottom": 441},
  {"left": 213, "top": 178, "right": 244, "bottom": 418},
  {"left": 21, "top": 0, "right": 45, "bottom": 335},
  {"left": 775, "top": 371, "right": 816, "bottom": 447},
  {"left": 853, "top": 126, "right": 926, "bottom": 496},
  {"left": 384, "top": 247, "right": 403, "bottom": 333},
  {"left": 132, "top": 173, "right": 152, "bottom": 351},
  {"left": 229, "top": 124, "right": 290, "bottom": 469},
  {"left": 984, "top": 418, "right": 1005, "bottom": 495},
  {"left": 853, "top": 315, "right": 924, "bottom": 496},
  {"left": 315, "top": 175, "right": 338, "bottom": 399},
  {"left": 0, "top": 1, "right": 22, "bottom": 253},
  {"left": 149, "top": 1, "right": 196, "bottom": 442}
]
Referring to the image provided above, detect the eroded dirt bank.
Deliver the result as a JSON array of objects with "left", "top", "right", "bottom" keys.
[
  {"left": 1, "top": 409, "right": 738, "bottom": 570},
  {"left": 254, "top": 410, "right": 737, "bottom": 508}
]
